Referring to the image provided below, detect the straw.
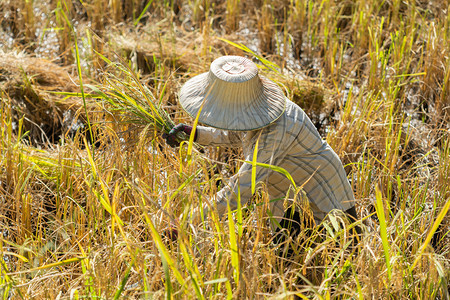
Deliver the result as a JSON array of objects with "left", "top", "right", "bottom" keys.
[{"left": 89, "top": 56, "right": 187, "bottom": 142}]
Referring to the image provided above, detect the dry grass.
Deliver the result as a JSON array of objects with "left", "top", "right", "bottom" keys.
[
  {"left": 0, "top": 52, "right": 84, "bottom": 144},
  {"left": 0, "top": 0, "right": 449, "bottom": 299}
]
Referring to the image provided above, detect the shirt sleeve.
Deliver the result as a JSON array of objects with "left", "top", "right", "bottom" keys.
[
  {"left": 195, "top": 126, "right": 242, "bottom": 147},
  {"left": 212, "top": 128, "right": 289, "bottom": 216}
]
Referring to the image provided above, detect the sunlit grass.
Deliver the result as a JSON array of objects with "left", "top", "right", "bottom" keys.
[{"left": 0, "top": 0, "right": 449, "bottom": 298}]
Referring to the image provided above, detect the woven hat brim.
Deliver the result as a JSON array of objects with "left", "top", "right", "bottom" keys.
[{"left": 179, "top": 73, "right": 286, "bottom": 131}]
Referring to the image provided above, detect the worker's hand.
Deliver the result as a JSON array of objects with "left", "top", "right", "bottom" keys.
[{"left": 162, "top": 124, "right": 195, "bottom": 147}]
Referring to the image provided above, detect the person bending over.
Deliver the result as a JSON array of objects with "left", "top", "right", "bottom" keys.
[{"left": 164, "top": 55, "right": 359, "bottom": 244}]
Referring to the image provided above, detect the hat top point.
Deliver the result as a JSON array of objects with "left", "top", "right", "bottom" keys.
[
  {"left": 179, "top": 55, "right": 286, "bottom": 131},
  {"left": 222, "top": 61, "right": 246, "bottom": 75}
]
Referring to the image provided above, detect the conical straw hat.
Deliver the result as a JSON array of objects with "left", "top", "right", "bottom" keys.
[{"left": 179, "top": 56, "right": 286, "bottom": 131}]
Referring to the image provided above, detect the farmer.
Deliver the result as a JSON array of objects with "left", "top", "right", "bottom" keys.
[{"left": 164, "top": 55, "right": 358, "bottom": 242}]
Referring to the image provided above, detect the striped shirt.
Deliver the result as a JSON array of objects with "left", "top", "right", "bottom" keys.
[{"left": 196, "top": 99, "right": 355, "bottom": 225}]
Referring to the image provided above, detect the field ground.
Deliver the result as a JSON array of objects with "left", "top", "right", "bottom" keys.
[{"left": 0, "top": 0, "right": 449, "bottom": 299}]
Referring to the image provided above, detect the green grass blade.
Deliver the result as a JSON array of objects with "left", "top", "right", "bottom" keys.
[
  {"left": 161, "top": 250, "right": 173, "bottom": 299},
  {"left": 56, "top": 5, "right": 94, "bottom": 147},
  {"left": 218, "top": 38, "right": 280, "bottom": 73},
  {"left": 71, "top": 16, "right": 94, "bottom": 155},
  {"left": 137, "top": 194, "right": 186, "bottom": 287},
  {"left": 168, "top": 168, "right": 202, "bottom": 203},
  {"left": 83, "top": 138, "right": 125, "bottom": 226},
  {"left": 412, "top": 198, "right": 450, "bottom": 269},
  {"left": 374, "top": 186, "right": 392, "bottom": 281},
  {"left": 187, "top": 81, "right": 217, "bottom": 164},
  {"left": 236, "top": 184, "right": 243, "bottom": 238},
  {"left": 227, "top": 199, "right": 239, "bottom": 287},
  {"left": 179, "top": 241, "right": 205, "bottom": 300},
  {"left": 7, "top": 257, "right": 86, "bottom": 275},
  {"left": 251, "top": 134, "right": 260, "bottom": 195},
  {"left": 113, "top": 253, "right": 137, "bottom": 300},
  {"left": 244, "top": 160, "right": 296, "bottom": 190},
  {"left": 134, "top": 0, "right": 154, "bottom": 26}
]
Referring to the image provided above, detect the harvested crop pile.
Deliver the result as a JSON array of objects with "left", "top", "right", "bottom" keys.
[{"left": 0, "top": 52, "right": 83, "bottom": 144}]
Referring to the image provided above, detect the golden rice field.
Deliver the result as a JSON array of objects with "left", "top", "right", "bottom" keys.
[{"left": 0, "top": 0, "right": 449, "bottom": 298}]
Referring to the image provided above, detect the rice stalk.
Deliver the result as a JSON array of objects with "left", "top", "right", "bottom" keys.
[
  {"left": 53, "top": 1, "right": 74, "bottom": 64},
  {"left": 227, "top": 200, "right": 240, "bottom": 288},
  {"left": 374, "top": 186, "right": 392, "bottom": 281},
  {"left": 258, "top": 0, "right": 275, "bottom": 54},
  {"left": 5, "top": 256, "right": 86, "bottom": 276},
  {"left": 218, "top": 38, "right": 280, "bottom": 73},
  {"left": 21, "top": 0, "right": 35, "bottom": 43},
  {"left": 113, "top": 251, "right": 137, "bottom": 300},
  {"left": 139, "top": 192, "right": 186, "bottom": 289},
  {"left": 134, "top": 0, "right": 155, "bottom": 26},
  {"left": 1, "top": 0, "right": 450, "bottom": 298},
  {"left": 179, "top": 240, "right": 205, "bottom": 299},
  {"left": 187, "top": 81, "right": 217, "bottom": 165},
  {"left": 226, "top": 0, "right": 240, "bottom": 33},
  {"left": 412, "top": 199, "right": 450, "bottom": 270},
  {"left": 82, "top": 137, "right": 124, "bottom": 227},
  {"left": 251, "top": 133, "right": 260, "bottom": 195},
  {"left": 89, "top": 55, "right": 184, "bottom": 141}
]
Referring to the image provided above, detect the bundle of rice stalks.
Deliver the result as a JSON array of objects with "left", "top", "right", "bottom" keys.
[
  {"left": 0, "top": 51, "right": 83, "bottom": 144},
  {"left": 90, "top": 56, "right": 186, "bottom": 142}
]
